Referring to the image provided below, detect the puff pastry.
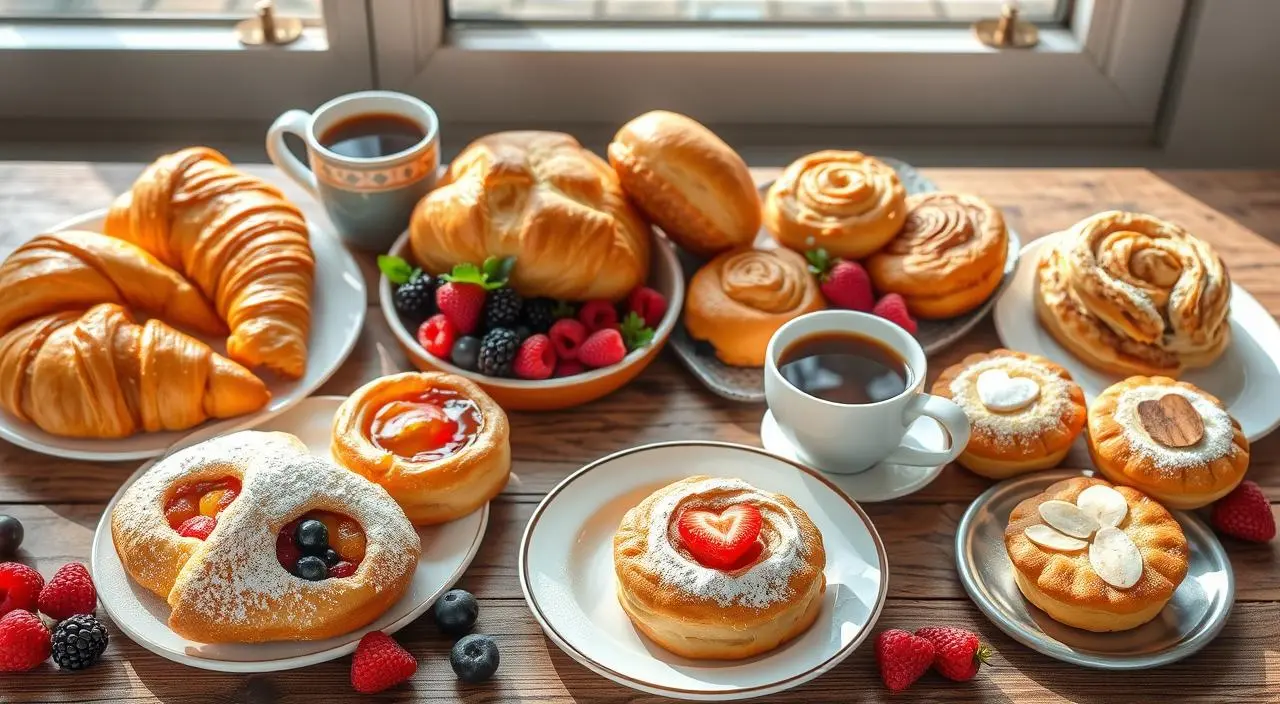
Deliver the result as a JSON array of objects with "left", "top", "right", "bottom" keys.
[{"left": 332, "top": 372, "right": 511, "bottom": 525}]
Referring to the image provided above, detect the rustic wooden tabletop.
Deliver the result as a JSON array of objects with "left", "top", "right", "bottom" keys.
[{"left": 1, "top": 163, "right": 1277, "bottom": 703}]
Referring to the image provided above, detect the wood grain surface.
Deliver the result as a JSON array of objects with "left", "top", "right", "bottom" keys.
[{"left": 1, "top": 163, "right": 1278, "bottom": 703}]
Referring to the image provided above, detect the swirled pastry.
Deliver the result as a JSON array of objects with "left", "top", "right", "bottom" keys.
[
  {"left": 613, "top": 476, "right": 826, "bottom": 660},
  {"left": 683, "top": 247, "right": 825, "bottom": 366},
  {"left": 1035, "top": 211, "right": 1231, "bottom": 377},
  {"left": 1005, "top": 477, "right": 1188, "bottom": 632},
  {"left": 932, "top": 349, "right": 1085, "bottom": 478},
  {"left": 1087, "top": 376, "right": 1249, "bottom": 509},
  {"left": 332, "top": 372, "right": 510, "bottom": 525},
  {"left": 867, "top": 193, "right": 1008, "bottom": 319},
  {"left": 764, "top": 151, "right": 906, "bottom": 259}
]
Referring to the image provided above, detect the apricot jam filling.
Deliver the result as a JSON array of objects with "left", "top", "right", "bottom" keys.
[
  {"left": 370, "top": 389, "right": 482, "bottom": 462},
  {"left": 164, "top": 477, "right": 242, "bottom": 539}
]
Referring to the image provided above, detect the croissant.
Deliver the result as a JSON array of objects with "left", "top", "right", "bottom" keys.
[
  {"left": 0, "top": 304, "right": 269, "bottom": 439},
  {"left": 0, "top": 230, "right": 224, "bottom": 337},
  {"left": 104, "top": 147, "right": 314, "bottom": 379}
]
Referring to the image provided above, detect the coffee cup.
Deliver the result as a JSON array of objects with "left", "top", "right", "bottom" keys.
[
  {"left": 266, "top": 90, "right": 440, "bottom": 252},
  {"left": 764, "top": 310, "right": 970, "bottom": 474}
]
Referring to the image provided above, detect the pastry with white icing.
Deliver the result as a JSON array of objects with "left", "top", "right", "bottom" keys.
[
  {"left": 1005, "top": 476, "right": 1189, "bottom": 632},
  {"left": 612, "top": 476, "right": 827, "bottom": 660},
  {"left": 1087, "top": 376, "right": 1250, "bottom": 509},
  {"left": 932, "top": 349, "right": 1086, "bottom": 478}
]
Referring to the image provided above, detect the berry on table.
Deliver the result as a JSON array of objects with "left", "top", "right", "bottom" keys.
[
  {"left": 578, "top": 328, "right": 628, "bottom": 369},
  {"left": 627, "top": 286, "right": 668, "bottom": 327},
  {"left": 0, "top": 562, "right": 44, "bottom": 617},
  {"left": 915, "top": 626, "right": 991, "bottom": 682},
  {"left": 295, "top": 519, "right": 329, "bottom": 554},
  {"left": 0, "top": 609, "right": 51, "bottom": 672},
  {"left": 295, "top": 555, "right": 329, "bottom": 582},
  {"left": 513, "top": 334, "right": 556, "bottom": 380},
  {"left": 450, "top": 336, "right": 482, "bottom": 371},
  {"left": 548, "top": 318, "right": 588, "bottom": 361},
  {"left": 351, "top": 631, "right": 417, "bottom": 693},
  {"left": 872, "top": 293, "right": 918, "bottom": 334},
  {"left": 50, "top": 614, "right": 108, "bottom": 671},
  {"left": 450, "top": 633, "right": 500, "bottom": 683},
  {"left": 521, "top": 297, "right": 557, "bottom": 333},
  {"left": 38, "top": 562, "right": 96, "bottom": 621},
  {"left": 1211, "top": 480, "right": 1276, "bottom": 542},
  {"left": 477, "top": 328, "right": 520, "bottom": 377},
  {"left": 578, "top": 300, "right": 619, "bottom": 332},
  {"left": 875, "top": 628, "right": 935, "bottom": 693},
  {"left": 177, "top": 515, "right": 216, "bottom": 540},
  {"left": 807, "top": 249, "right": 874, "bottom": 312},
  {"left": 484, "top": 288, "right": 524, "bottom": 330},
  {"left": 555, "top": 359, "right": 585, "bottom": 378},
  {"left": 433, "top": 589, "right": 479, "bottom": 636},
  {"left": 0, "top": 516, "right": 23, "bottom": 558},
  {"left": 417, "top": 314, "right": 457, "bottom": 359}
]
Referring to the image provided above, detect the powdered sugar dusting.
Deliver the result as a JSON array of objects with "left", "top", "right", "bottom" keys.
[
  {"left": 949, "top": 357, "right": 1072, "bottom": 445},
  {"left": 1113, "top": 385, "right": 1235, "bottom": 470}
]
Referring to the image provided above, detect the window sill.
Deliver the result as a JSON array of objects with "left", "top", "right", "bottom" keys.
[{"left": 0, "top": 21, "right": 328, "bottom": 51}]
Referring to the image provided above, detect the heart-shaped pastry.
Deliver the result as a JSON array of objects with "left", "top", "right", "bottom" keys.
[
  {"left": 677, "top": 504, "right": 763, "bottom": 570},
  {"left": 976, "top": 369, "right": 1040, "bottom": 412},
  {"left": 1137, "top": 394, "right": 1204, "bottom": 448}
]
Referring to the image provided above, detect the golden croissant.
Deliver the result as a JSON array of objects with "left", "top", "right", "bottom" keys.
[
  {"left": 0, "top": 304, "right": 270, "bottom": 439},
  {"left": 104, "top": 147, "right": 314, "bottom": 379}
]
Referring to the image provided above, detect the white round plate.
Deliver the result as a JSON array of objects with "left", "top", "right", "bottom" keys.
[
  {"left": 90, "top": 396, "right": 488, "bottom": 673},
  {"left": 994, "top": 234, "right": 1280, "bottom": 441},
  {"left": 759, "top": 410, "right": 945, "bottom": 503},
  {"left": 519, "top": 441, "right": 888, "bottom": 701},
  {"left": 0, "top": 208, "right": 366, "bottom": 461}
]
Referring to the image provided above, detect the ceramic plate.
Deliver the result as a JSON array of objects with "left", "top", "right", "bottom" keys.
[
  {"left": 670, "top": 158, "right": 1021, "bottom": 403},
  {"left": 0, "top": 209, "right": 365, "bottom": 461},
  {"left": 519, "top": 441, "right": 888, "bottom": 701},
  {"left": 955, "top": 470, "right": 1233, "bottom": 670},
  {"left": 90, "top": 396, "right": 488, "bottom": 673},
  {"left": 994, "top": 234, "right": 1280, "bottom": 441}
]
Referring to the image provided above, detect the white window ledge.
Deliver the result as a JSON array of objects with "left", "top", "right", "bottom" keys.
[{"left": 0, "top": 21, "right": 328, "bottom": 51}]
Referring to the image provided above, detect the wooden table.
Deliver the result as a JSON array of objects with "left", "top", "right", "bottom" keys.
[{"left": 1, "top": 163, "right": 1278, "bottom": 703}]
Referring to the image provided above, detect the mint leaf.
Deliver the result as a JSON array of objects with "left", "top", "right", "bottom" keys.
[
  {"left": 377, "top": 255, "right": 416, "bottom": 285},
  {"left": 619, "top": 311, "right": 655, "bottom": 351}
]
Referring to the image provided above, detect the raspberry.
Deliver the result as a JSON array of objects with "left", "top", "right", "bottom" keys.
[
  {"left": 627, "top": 287, "right": 668, "bottom": 327},
  {"left": 915, "top": 626, "right": 991, "bottom": 682},
  {"left": 350, "top": 631, "right": 417, "bottom": 693},
  {"left": 555, "top": 359, "right": 585, "bottom": 378},
  {"left": 577, "top": 300, "right": 619, "bottom": 332},
  {"left": 0, "top": 610, "right": 51, "bottom": 672},
  {"left": 329, "top": 562, "right": 357, "bottom": 579},
  {"left": 37, "top": 563, "right": 96, "bottom": 621},
  {"left": 872, "top": 293, "right": 918, "bottom": 334},
  {"left": 1212, "top": 480, "right": 1276, "bottom": 542},
  {"left": 577, "top": 328, "right": 627, "bottom": 369},
  {"left": 177, "top": 515, "right": 217, "bottom": 540},
  {"left": 513, "top": 334, "right": 556, "bottom": 380},
  {"left": 0, "top": 562, "right": 44, "bottom": 618},
  {"left": 548, "top": 318, "right": 588, "bottom": 361},
  {"left": 417, "top": 314, "right": 457, "bottom": 359}
]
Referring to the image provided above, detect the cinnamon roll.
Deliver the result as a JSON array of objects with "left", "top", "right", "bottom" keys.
[
  {"left": 764, "top": 151, "right": 906, "bottom": 259},
  {"left": 1035, "top": 212, "right": 1232, "bottom": 377},
  {"left": 684, "top": 247, "right": 826, "bottom": 366},
  {"left": 867, "top": 193, "right": 1009, "bottom": 319}
]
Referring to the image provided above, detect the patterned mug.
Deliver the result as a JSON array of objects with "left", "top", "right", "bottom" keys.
[{"left": 266, "top": 91, "right": 441, "bottom": 252}]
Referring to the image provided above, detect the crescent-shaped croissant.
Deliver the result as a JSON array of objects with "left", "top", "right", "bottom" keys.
[
  {"left": 104, "top": 147, "right": 314, "bottom": 379},
  {"left": 0, "top": 304, "right": 269, "bottom": 439}
]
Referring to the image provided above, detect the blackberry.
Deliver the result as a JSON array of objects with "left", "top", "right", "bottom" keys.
[
  {"left": 476, "top": 328, "right": 519, "bottom": 377},
  {"left": 51, "top": 614, "right": 109, "bottom": 670},
  {"left": 484, "top": 288, "right": 523, "bottom": 330},
  {"left": 393, "top": 274, "right": 437, "bottom": 321},
  {"left": 522, "top": 297, "right": 557, "bottom": 333}
]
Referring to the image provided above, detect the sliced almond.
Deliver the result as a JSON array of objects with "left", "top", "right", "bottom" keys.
[
  {"left": 1077, "top": 485, "right": 1128, "bottom": 528},
  {"left": 1089, "top": 526, "right": 1144, "bottom": 589},
  {"left": 1024, "top": 524, "right": 1088, "bottom": 552},
  {"left": 1038, "top": 500, "right": 1099, "bottom": 539}
]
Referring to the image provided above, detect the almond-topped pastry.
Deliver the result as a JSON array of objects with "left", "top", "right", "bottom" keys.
[
  {"left": 1087, "top": 376, "right": 1249, "bottom": 509},
  {"left": 1005, "top": 477, "right": 1188, "bottom": 632},
  {"left": 932, "top": 349, "right": 1086, "bottom": 478},
  {"left": 612, "top": 476, "right": 826, "bottom": 660},
  {"left": 332, "top": 372, "right": 511, "bottom": 525}
]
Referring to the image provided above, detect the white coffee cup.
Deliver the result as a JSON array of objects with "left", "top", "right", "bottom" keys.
[{"left": 764, "top": 310, "right": 970, "bottom": 474}]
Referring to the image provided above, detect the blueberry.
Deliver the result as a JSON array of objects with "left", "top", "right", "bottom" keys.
[
  {"left": 295, "top": 555, "right": 328, "bottom": 581},
  {"left": 322, "top": 548, "right": 341, "bottom": 567},
  {"left": 450, "top": 633, "right": 499, "bottom": 683},
  {"left": 295, "top": 519, "right": 329, "bottom": 555},
  {"left": 0, "top": 515, "right": 22, "bottom": 558},
  {"left": 433, "top": 589, "right": 478, "bottom": 636},
  {"left": 451, "top": 336, "right": 482, "bottom": 371}
]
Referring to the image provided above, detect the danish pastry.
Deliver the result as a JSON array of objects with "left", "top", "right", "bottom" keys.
[
  {"left": 932, "top": 349, "right": 1086, "bottom": 478},
  {"left": 866, "top": 193, "right": 1008, "bottom": 319},
  {"left": 1005, "top": 477, "right": 1188, "bottom": 632},
  {"left": 332, "top": 372, "right": 511, "bottom": 525},
  {"left": 1087, "top": 376, "right": 1249, "bottom": 509},
  {"left": 613, "top": 476, "right": 826, "bottom": 660},
  {"left": 111, "top": 431, "right": 420, "bottom": 643}
]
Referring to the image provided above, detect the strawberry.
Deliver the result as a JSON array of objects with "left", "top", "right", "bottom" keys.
[
  {"left": 577, "top": 328, "right": 627, "bottom": 369},
  {"left": 513, "top": 334, "right": 556, "bottom": 380},
  {"left": 676, "top": 505, "right": 763, "bottom": 570},
  {"left": 436, "top": 259, "right": 511, "bottom": 335},
  {"left": 548, "top": 318, "right": 588, "bottom": 361},
  {"left": 807, "top": 249, "right": 874, "bottom": 311},
  {"left": 578, "top": 300, "right": 619, "bottom": 332},
  {"left": 1211, "top": 480, "right": 1275, "bottom": 542},
  {"left": 915, "top": 626, "right": 991, "bottom": 682},
  {"left": 876, "top": 629, "right": 935, "bottom": 693},
  {"left": 0, "top": 610, "right": 51, "bottom": 672},
  {"left": 177, "top": 515, "right": 217, "bottom": 541},
  {"left": 627, "top": 287, "right": 668, "bottom": 327},
  {"left": 872, "top": 293, "right": 918, "bottom": 334},
  {"left": 350, "top": 630, "right": 417, "bottom": 693},
  {"left": 555, "top": 359, "right": 585, "bottom": 378},
  {"left": 417, "top": 314, "right": 457, "bottom": 358},
  {"left": 0, "top": 562, "right": 44, "bottom": 618},
  {"left": 37, "top": 563, "right": 96, "bottom": 621}
]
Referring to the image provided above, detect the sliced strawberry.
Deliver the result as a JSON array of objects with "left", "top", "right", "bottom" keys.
[{"left": 677, "top": 504, "right": 763, "bottom": 570}]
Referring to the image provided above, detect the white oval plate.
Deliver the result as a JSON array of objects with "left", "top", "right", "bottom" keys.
[
  {"left": 519, "top": 442, "right": 888, "bottom": 701},
  {"left": 0, "top": 208, "right": 366, "bottom": 461},
  {"left": 90, "top": 396, "right": 488, "bottom": 673},
  {"left": 994, "top": 234, "right": 1280, "bottom": 441}
]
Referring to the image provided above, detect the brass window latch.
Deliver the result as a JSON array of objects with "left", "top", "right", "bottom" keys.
[
  {"left": 973, "top": 2, "right": 1040, "bottom": 49},
  {"left": 237, "top": 0, "right": 304, "bottom": 47}
]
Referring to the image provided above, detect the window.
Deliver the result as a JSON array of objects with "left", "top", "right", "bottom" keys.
[
  {"left": 0, "top": 0, "right": 322, "bottom": 20},
  {"left": 448, "top": 0, "right": 1065, "bottom": 24}
]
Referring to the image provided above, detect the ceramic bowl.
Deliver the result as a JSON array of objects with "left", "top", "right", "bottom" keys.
[{"left": 380, "top": 230, "right": 684, "bottom": 411}]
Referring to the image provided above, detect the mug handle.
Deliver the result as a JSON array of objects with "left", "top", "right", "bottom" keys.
[
  {"left": 266, "top": 109, "right": 318, "bottom": 196},
  {"left": 880, "top": 394, "right": 971, "bottom": 467}
]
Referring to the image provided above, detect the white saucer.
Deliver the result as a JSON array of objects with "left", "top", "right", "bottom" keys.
[
  {"left": 0, "top": 208, "right": 366, "bottom": 461},
  {"left": 759, "top": 410, "right": 946, "bottom": 503},
  {"left": 520, "top": 441, "right": 888, "bottom": 701},
  {"left": 995, "top": 234, "right": 1280, "bottom": 441},
  {"left": 89, "top": 396, "right": 488, "bottom": 673}
]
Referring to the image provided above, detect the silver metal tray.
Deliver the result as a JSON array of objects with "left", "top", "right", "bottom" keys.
[
  {"left": 669, "top": 157, "right": 1021, "bottom": 403},
  {"left": 955, "top": 470, "right": 1234, "bottom": 670}
]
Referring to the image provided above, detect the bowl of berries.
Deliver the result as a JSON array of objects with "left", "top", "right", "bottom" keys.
[{"left": 379, "top": 232, "right": 683, "bottom": 411}]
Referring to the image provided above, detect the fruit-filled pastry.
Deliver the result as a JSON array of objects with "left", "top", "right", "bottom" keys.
[
  {"left": 1087, "top": 376, "right": 1249, "bottom": 509},
  {"left": 613, "top": 476, "right": 827, "bottom": 660},
  {"left": 332, "top": 372, "right": 511, "bottom": 525},
  {"left": 1004, "top": 477, "right": 1188, "bottom": 632},
  {"left": 111, "top": 431, "right": 420, "bottom": 643}
]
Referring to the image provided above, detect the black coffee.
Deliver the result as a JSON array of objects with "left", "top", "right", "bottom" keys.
[
  {"left": 778, "top": 331, "right": 910, "bottom": 405},
  {"left": 319, "top": 112, "right": 425, "bottom": 159}
]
